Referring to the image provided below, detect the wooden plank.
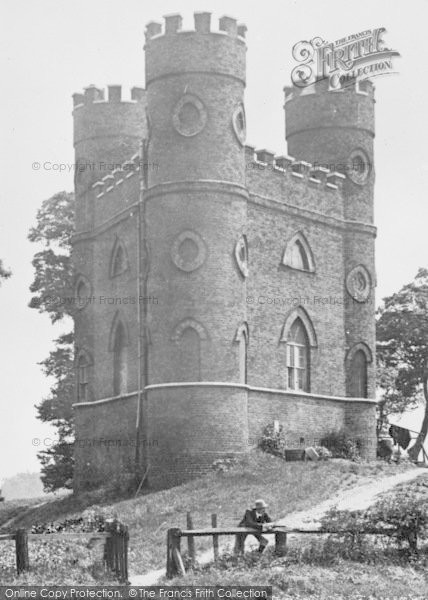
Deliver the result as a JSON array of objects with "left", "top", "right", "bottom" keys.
[
  {"left": 179, "top": 527, "right": 396, "bottom": 537},
  {"left": 28, "top": 532, "right": 110, "bottom": 541},
  {"left": 186, "top": 512, "right": 195, "bottom": 564},
  {"left": 0, "top": 534, "right": 15, "bottom": 541},
  {"left": 211, "top": 514, "right": 219, "bottom": 560}
]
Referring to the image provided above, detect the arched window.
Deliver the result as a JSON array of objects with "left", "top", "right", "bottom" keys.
[
  {"left": 235, "top": 323, "right": 249, "bottom": 384},
  {"left": 171, "top": 318, "right": 208, "bottom": 382},
  {"left": 77, "top": 355, "right": 89, "bottom": 401},
  {"left": 110, "top": 238, "right": 128, "bottom": 278},
  {"left": 286, "top": 318, "right": 310, "bottom": 392},
  {"left": 178, "top": 327, "right": 201, "bottom": 381},
  {"left": 76, "top": 350, "right": 92, "bottom": 402},
  {"left": 290, "top": 240, "right": 310, "bottom": 270},
  {"left": 349, "top": 349, "right": 368, "bottom": 398},
  {"left": 113, "top": 322, "right": 128, "bottom": 395},
  {"left": 282, "top": 232, "right": 315, "bottom": 273}
]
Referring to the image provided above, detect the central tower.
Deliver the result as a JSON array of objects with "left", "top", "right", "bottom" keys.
[{"left": 143, "top": 13, "right": 250, "bottom": 487}]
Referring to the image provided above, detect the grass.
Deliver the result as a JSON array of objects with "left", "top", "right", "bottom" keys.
[{"left": 0, "top": 452, "right": 420, "bottom": 585}]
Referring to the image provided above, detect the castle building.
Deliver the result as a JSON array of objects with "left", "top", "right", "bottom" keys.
[{"left": 72, "top": 12, "right": 378, "bottom": 490}]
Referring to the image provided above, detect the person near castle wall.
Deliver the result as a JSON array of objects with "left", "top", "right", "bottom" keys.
[{"left": 236, "top": 499, "right": 274, "bottom": 553}]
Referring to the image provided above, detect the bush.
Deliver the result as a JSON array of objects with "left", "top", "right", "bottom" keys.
[
  {"left": 259, "top": 423, "right": 286, "bottom": 458},
  {"left": 321, "top": 484, "right": 428, "bottom": 554},
  {"left": 320, "top": 429, "right": 362, "bottom": 461}
]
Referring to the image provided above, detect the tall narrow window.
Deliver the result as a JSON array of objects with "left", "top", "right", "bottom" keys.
[
  {"left": 110, "top": 238, "right": 128, "bottom": 278},
  {"left": 178, "top": 327, "right": 201, "bottom": 382},
  {"left": 286, "top": 318, "right": 309, "bottom": 391},
  {"left": 77, "top": 354, "right": 89, "bottom": 401},
  {"left": 349, "top": 349, "right": 367, "bottom": 398},
  {"left": 235, "top": 323, "right": 249, "bottom": 384},
  {"left": 113, "top": 322, "right": 128, "bottom": 395}
]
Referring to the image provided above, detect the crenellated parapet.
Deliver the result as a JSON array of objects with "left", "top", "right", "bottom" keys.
[
  {"left": 245, "top": 145, "right": 346, "bottom": 192},
  {"left": 72, "top": 84, "right": 145, "bottom": 109},
  {"left": 144, "top": 12, "right": 246, "bottom": 87}
]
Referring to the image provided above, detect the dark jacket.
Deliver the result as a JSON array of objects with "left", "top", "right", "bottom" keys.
[{"left": 238, "top": 509, "right": 272, "bottom": 532}]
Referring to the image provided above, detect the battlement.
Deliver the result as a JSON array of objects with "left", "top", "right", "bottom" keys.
[
  {"left": 91, "top": 152, "right": 141, "bottom": 198},
  {"left": 145, "top": 12, "right": 247, "bottom": 41},
  {"left": 245, "top": 145, "right": 345, "bottom": 192},
  {"left": 284, "top": 77, "right": 374, "bottom": 103},
  {"left": 72, "top": 85, "right": 145, "bottom": 109}
]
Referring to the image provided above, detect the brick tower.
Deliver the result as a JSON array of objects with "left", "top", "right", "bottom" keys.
[
  {"left": 285, "top": 79, "right": 377, "bottom": 454},
  {"left": 142, "top": 13, "right": 250, "bottom": 487}
]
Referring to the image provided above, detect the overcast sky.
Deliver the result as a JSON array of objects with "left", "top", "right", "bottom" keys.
[{"left": 0, "top": 0, "right": 427, "bottom": 479}]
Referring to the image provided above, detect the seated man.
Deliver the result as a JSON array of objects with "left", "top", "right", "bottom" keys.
[{"left": 236, "top": 499, "right": 273, "bottom": 554}]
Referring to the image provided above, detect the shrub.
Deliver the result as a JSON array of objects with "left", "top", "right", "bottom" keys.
[
  {"left": 320, "top": 429, "right": 362, "bottom": 461},
  {"left": 259, "top": 423, "right": 286, "bottom": 458},
  {"left": 321, "top": 486, "right": 428, "bottom": 553}
]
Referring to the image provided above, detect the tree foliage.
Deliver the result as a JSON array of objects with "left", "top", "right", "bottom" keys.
[
  {"left": 29, "top": 191, "right": 75, "bottom": 491},
  {"left": 0, "top": 259, "right": 11, "bottom": 283},
  {"left": 376, "top": 268, "right": 428, "bottom": 460}
]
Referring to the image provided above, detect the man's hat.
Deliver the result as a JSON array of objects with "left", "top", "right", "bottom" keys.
[{"left": 253, "top": 499, "right": 268, "bottom": 509}]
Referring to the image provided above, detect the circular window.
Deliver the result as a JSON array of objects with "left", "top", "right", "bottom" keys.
[
  {"left": 346, "top": 265, "right": 371, "bottom": 302},
  {"left": 172, "top": 94, "right": 207, "bottom": 137},
  {"left": 171, "top": 230, "right": 207, "bottom": 272},
  {"left": 348, "top": 149, "right": 371, "bottom": 185},
  {"left": 232, "top": 104, "right": 246, "bottom": 145}
]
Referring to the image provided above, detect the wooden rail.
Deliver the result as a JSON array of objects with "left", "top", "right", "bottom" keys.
[
  {"left": 0, "top": 520, "right": 129, "bottom": 582},
  {"left": 166, "top": 514, "right": 399, "bottom": 579}
]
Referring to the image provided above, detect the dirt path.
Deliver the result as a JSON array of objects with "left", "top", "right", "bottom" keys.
[{"left": 129, "top": 467, "right": 427, "bottom": 586}]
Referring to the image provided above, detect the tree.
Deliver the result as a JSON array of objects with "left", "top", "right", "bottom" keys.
[
  {"left": 28, "top": 191, "right": 75, "bottom": 491},
  {"left": 376, "top": 268, "right": 428, "bottom": 461},
  {"left": 0, "top": 259, "right": 11, "bottom": 284}
]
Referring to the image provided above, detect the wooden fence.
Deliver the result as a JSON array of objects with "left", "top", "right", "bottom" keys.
[
  {"left": 0, "top": 519, "right": 129, "bottom": 582},
  {"left": 166, "top": 512, "right": 398, "bottom": 578}
]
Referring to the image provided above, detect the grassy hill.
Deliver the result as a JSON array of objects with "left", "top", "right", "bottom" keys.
[{"left": 0, "top": 452, "right": 421, "bottom": 587}]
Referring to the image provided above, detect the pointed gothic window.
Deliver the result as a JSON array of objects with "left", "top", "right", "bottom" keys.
[
  {"left": 110, "top": 239, "right": 128, "bottom": 278},
  {"left": 77, "top": 351, "right": 91, "bottom": 402},
  {"left": 283, "top": 232, "right": 315, "bottom": 273},
  {"left": 235, "top": 323, "right": 249, "bottom": 384},
  {"left": 113, "top": 322, "right": 128, "bottom": 395},
  {"left": 286, "top": 318, "right": 310, "bottom": 392},
  {"left": 178, "top": 327, "right": 201, "bottom": 382},
  {"left": 349, "top": 349, "right": 368, "bottom": 398}
]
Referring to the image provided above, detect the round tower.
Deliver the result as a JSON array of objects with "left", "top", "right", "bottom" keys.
[
  {"left": 285, "top": 79, "right": 377, "bottom": 457},
  {"left": 143, "top": 13, "right": 250, "bottom": 487},
  {"left": 285, "top": 78, "right": 375, "bottom": 223},
  {"left": 72, "top": 85, "right": 146, "bottom": 203}
]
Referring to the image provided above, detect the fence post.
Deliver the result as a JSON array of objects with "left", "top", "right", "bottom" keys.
[
  {"left": 211, "top": 514, "right": 219, "bottom": 561},
  {"left": 123, "top": 525, "right": 129, "bottom": 583},
  {"left": 186, "top": 512, "right": 195, "bottom": 565},
  {"left": 275, "top": 531, "right": 287, "bottom": 556},
  {"left": 104, "top": 520, "right": 113, "bottom": 574},
  {"left": 166, "top": 528, "right": 182, "bottom": 579},
  {"left": 15, "top": 529, "right": 29, "bottom": 574}
]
